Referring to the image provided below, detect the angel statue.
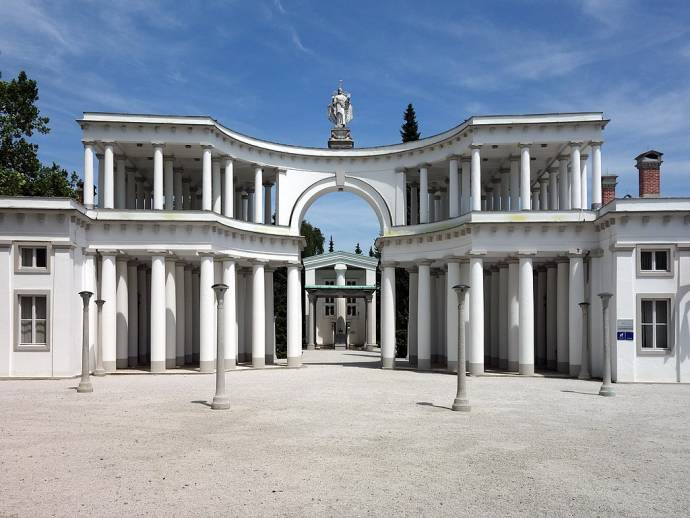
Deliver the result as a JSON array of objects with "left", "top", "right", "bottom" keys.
[{"left": 327, "top": 82, "right": 353, "bottom": 128}]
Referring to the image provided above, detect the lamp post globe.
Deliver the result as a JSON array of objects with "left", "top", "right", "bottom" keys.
[{"left": 451, "top": 283, "right": 471, "bottom": 412}]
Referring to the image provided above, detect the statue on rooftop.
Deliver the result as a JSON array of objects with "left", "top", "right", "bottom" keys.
[{"left": 327, "top": 81, "right": 354, "bottom": 149}]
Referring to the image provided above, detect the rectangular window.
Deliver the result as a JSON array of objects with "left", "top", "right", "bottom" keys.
[
  {"left": 346, "top": 280, "right": 357, "bottom": 317},
  {"left": 640, "top": 298, "right": 669, "bottom": 350},
  {"left": 640, "top": 250, "right": 670, "bottom": 272},
  {"left": 17, "top": 245, "right": 48, "bottom": 271},
  {"left": 17, "top": 294, "right": 49, "bottom": 350},
  {"left": 324, "top": 280, "right": 335, "bottom": 316}
]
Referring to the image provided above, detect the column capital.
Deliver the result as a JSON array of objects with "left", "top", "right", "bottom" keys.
[
  {"left": 569, "top": 141, "right": 584, "bottom": 149},
  {"left": 151, "top": 142, "right": 166, "bottom": 149},
  {"left": 418, "top": 162, "right": 431, "bottom": 169},
  {"left": 590, "top": 140, "right": 604, "bottom": 147},
  {"left": 557, "top": 154, "right": 569, "bottom": 161},
  {"left": 518, "top": 142, "right": 532, "bottom": 149},
  {"left": 196, "top": 251, "right": 217, "bottom": 258},
  {"left": 567, "top": 248, "right": 586, "bottom": 257},
  {"left": 538, "top": 175, "right": 549, "bottom": 185},
  {"left": 447, "top": 154, "right": 462, "bottom": 161},
  {"left": 380, "top": 261, "right": 398, "bottom": 268},
  {"left": 405, "top": 265, "right": 418, "bottom": 273},
  {"left": 82, "top": 140, "right": 97, "bottom": 147},
  {"left": 164, "top": 155, "right": 175, "bottom": 162},
  {"left": 417, "top": 259, "right": 433, "bottom": 267},
  {"left": 470, "top": 143, "right": 482, "bottom": 150},
  {"left": 517, "top": 250, "right": 537, "bottom": 257},
  {"left": 201, "top": 144, "right": 214, "bottom": 150},
  {"left": 468, "top": 249, "right": 487, "bottom": 257}
]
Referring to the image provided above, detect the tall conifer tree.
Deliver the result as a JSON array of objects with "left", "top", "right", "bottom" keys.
[{"left": 400, "top": 103, "right": 420, "bottom": 143}]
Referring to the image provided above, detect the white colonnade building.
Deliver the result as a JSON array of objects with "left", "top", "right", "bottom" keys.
[{"left": 1, "top": 111, "right": 689, "bottom": 383}]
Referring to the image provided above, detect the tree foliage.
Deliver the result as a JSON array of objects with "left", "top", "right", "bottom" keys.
[
  {"left": 400, "top": 103, "right": 420, "bottom": 143},
  {"left": 301, "top": 220, "right": 325, "bottom": 257},
  {"left": 328, "top": 235, "right": 334, "bottom": 253},
  {"left": 354, "top": 242, "right": 362, "bottom": 254}
]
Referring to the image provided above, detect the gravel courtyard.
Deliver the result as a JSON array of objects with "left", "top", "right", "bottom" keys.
[{"left": 1, "top": 349, "right": 689, "bottom": 517}]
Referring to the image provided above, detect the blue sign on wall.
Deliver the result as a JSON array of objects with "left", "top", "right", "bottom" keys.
[{"left": 617, "top": 331, "right": 634, "bottom": 341}]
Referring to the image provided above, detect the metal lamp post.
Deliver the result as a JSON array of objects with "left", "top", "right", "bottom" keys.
[
  {"left": 211, "top": 283, "right": 230, "bottom": 410},
  {"left": 578, "top": 302, "right": 590, "bottom": 380},
  {"left": 598, "top": 292, "right": 615, "bottom": 397},
  {"left": 93, "top": 299, "right": 106, "bottom": 376},
  {"left": 77, "top": 290, "right": 94, "bottom": 393},
  {"left": 451, "top": 283, "right": 471, "bottom": 412}
]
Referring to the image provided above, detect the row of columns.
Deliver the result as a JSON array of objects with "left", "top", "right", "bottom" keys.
[{"left": 85, "top": 252, "right": 303, "bottom": 373}]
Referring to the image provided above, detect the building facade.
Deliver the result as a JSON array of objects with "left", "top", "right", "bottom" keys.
[{"left": 1, "top": 112, "right": 688, "bottom": 382}]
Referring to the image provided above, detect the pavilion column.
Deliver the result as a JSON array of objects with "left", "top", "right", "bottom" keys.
[
  {"left": 519, "top": 143, "right": 531, "bottom": 210},
  {"left": 548, "top": 169, "right": 559, "bottom": 210},
  {"left": 102, "top": 144, "right": 115, "bottom": 209},
  {"left": 100, "top": 252, "right": 117, "bottom": 372},
  {"left": 536, "top": 267, "right": 547, "bottom": 368},
  {"left": 307, "top": 295, "right": 316, "bottom": 350},
  {"left": 491, "top": 178, "right": 501, "bottom": 211},
  {"left": 407, "top": 267, "right": 418, "bottom": 365},
  {"left": 184, "top": 265, "right": 193, "bottom": 363},
  {"left": 175, "top": 262, "right": 185, "bottom": 366},
  {"left": 115, "top": 157, "right": 126, "bottom": 209},
  {"left": 417, "top": 261, "right": 431, "bottom": 370},
  {"left": 518, "top": 255, "right": 535, "bottom": 375},
  {"left": 428, "top": 188, "right": 436, "bottom": 222},
  {"left": 115, "top": 257, "right": 129, "bottom": 369},
  {"left": 192, "top": 268, "right": 200, "bottom": 362},
  {"left": 182, "top": 178, "right": 191, "bottom": 210},
  {"left": 419, "top": 165, "right": 429, "bottom": 223},
  {"left": 556, "top": 258, "right": 570, "bottom": 373},
  {"left": 97, "top": 153, "right": 104, "bottom": 207},
  {"left": 152, "top": 144, "right": 164, "bottom": 210},
  {"left": 591, "top": 141, "right": 603, "bottom": 209},
  {"left": 150, "top": 254, "right": 166, "bottom": 373},
  {"left": 137, "top": 265, "right": 147, "bottom": 364},
  {"left": 264, "top": 183, "right": 273, "bottom": 224},
  {"left": 570, "top": 143, "right": 582, "bottom": 209},
  {"left": 434, "top": 191, "right": 442, "bottom": 221},
  {"left": 199, "top": 254, "right": 215, "bottom": 372},
  {"left": 546, "top": 264, "right": 557, "bottom": 369},
  {"left": 381, "top": 264, "right": 396, "bottom": 369},
  {"left": 508, "top": 259, "right": 519, "bottom": 372},
  {"left": 174, "top": 168, "right": 183, "bottom": 210},
  {"left": 509, "top": 155, "right": 520, "bottom": 210},
  {"left": 410, "top": 183, "right": 419, "bottom": 225},
  {"left": 127, "top": 261, "right": 138, "bottom": 367},
  {"left": 202, "top": 146, "right": 213, "bottom": 211},
  {"left": 366, "top": 294, "right": 376, "bottom": 349},
  {"left": 497, "top": 265, "right": 507, "bottom": 369},
  {"left": 580, "top": 154, "right": 589, "bottom": 210},
  {"left": 241, "top": 191, "right": 249, "bottom": 220},
  {"left": 126, "top": 169, "right": 136, "bottom": 209},
  {"left": 164, "top": 258, "right": 176, "bottom": 369},
  {"left": 460, "top": 157, "right": 471, "bottom": 214},
  {"left": 500, "top": 169, "right": 510, "bottom": 211},
  {"left": 212, "top": 159, "right": 221, "bottom": 214},
  {"left": 539, "top": 177, "right": 548, "bottom": 210},
  {"left": 531, "top": 187, "right": 539, "bottom": 210},
  {"left": 568, "top": 253, "right": 585, "bottom": 377},
  {"left": 251, "top": 261, "right": 266, "bottom": 368},
  {"left": 468, "top": 256, "right": 484, "bottom": 375},
  {"left": 254, "top": 166, "right": 264, "bottom": 223},
  {"left": 559, "top": 156, "right": 571, "bottom": 210},
  {"left": 286, "top": 264, "right": 302, "bottom": 367},
  {"left": 83, "top": 142, "right": 95, "bottom": 207},
  {"left": 446, "top": 260, "right": 461, "bottom": 372},
  {"left": 223, "top": 157, "right": 234, "bottom": 217},
  {"left": 470, "top": 145, "right": 482, "bottom": 211},
  {"left": 164, "top": 157, "right": 174, "bottom": 210},
  {"left": 334, "top": 263, "right": 347, "bottom": 339},
  {"left": 487, "top": 267, "right": 498, "bottom": 367},
  {"left": 223, "top": 259, "right": 237, "bottom": 368},
  {"left": 265, "top": 266, "right": 275, "bottom": 364},
  {"left": 448, "top": 156, "right": 460, "bottom": 218}
]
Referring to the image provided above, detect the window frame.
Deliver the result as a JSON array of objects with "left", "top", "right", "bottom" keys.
[
  {"left": 14, "top": 290, "right": 51, "bottom": 352},
  {"left": 346, "top": 280, "right": 358, "bottom": 317},
  {"left": 637, "top": 246, "right": 673, "bottom": 278},
  {"left": 323, "top": 280, "right": 335, "bottom": 317},
  {"left": 14, "top": 242, "right": 51, "bottom": 274},
  {"left": 636, "top": 294, "right": 674, "bottom": 357}
]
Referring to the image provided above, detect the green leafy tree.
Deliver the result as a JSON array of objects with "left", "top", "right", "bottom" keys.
[
  {"left": 400, "top": 103, "right": 420, "bottom": 143},
  {"left": 354, "top": 242, "right": 362, "bottom": 254},
  {"left": 328, "top": 235, "right": 334, "bottom": 252},
  {"left": 301, "top": 220, "right": 325, "bottom": 257}
]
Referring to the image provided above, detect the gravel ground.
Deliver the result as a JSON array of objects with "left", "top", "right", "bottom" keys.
[{"left": 1, "top": 349, "right": 689, "bottom": 517}]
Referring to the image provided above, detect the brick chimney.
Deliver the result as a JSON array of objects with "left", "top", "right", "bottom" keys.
[
  {"left": 601, "top": 175, "right": 618, "bottom": 205},
  {"left": 635, "top": 150, "right": 662, "bottom": 198}
]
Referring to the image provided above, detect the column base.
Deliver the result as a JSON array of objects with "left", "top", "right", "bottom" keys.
[
  {"left": 211, "top": 395, "right": 231, "bottom": 410},
  {"left": 116, "top": 359, "right": 128, "bottom": 369},
  {"left": 519, "top": 364, "right": 534, "bottom": 376},
  {"left": 451, "top": 397, "right": 471, "bottom": 412},
  {"left": 381, "top": 357, "right": 395, "bottom": 369},
  {"left": 365, "top": 343, "right": 377, "bottom": 352},
  {"left": 265, "top": 354, "right": 274, "bottom": 365},
  {"left": 417, "top": 358, "right": 430, "bottom": 370},
  {"left": 508, "top": 360, "right": 519, "bottom": 372},
  {"left": 498, "top": 359, "right": 508, "bottom": 370},
  {"left": 199, "top": 360, "right": 214, "bottom": 373},
  {"left": 557, "top": 362, "right": 569, "bottom": 374},
  {"left": 184, "top": 354, "right": 193, "bottom": 364},
  {"left": 306, "top": 344, "right": 315, "bottom": 350},
  {"left": 166, "top": 359, "right": 176, "bottom": 369},
  {"left": 252, "top": 357, "right": 265, "bottom": 369},
  {"left": 599, "top": 385, "right": 615, "bottom": 397},
  {"left": 103, "top": 361, "right": 116, "bottom": 373},
  {"left": 150, "top": 360, "right": 166, "bottom": 373},
  {"left": 468, "top": 363, "right": 484, "bottom": 376},
  {"left": 287, "top": 356, "right": 301, "bottom": 368},
  {"left": 569, "top": 364, "right": 580, "bottom": 377},
  {"left": 93, "top": 368, "right": 107, "bottom": 377},
  {"left": 176, "top": 356, "right": 185, "bottom": 367},
  {"left": 76, "top": 380, "right": 93, "bottom": 393},
  {"left": 225, "top": 358, "right": 236, "bottom": 370},
  {"left": 128, "top": 356, "right": 138, "bottom": 368}
]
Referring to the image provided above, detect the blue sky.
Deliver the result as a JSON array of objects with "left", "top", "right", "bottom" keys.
[{"left": 1, "top": 0, "right": 689, "bottom": 253}]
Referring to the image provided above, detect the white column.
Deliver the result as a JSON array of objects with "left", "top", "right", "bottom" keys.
[
  {"left": 568, "top": 254, "right": 585, "bottom": 377},
  {"left": 202, "top": 146, "right": 212, "bottom": 211},
  {"left": 151, "top": 145, "right": 163, "bottom": 210},
  {"left": 264, "top": 183, "right": 272, "bottom": 225},
  {"left": 591, "top": 142, "right": 603, "bottom": 209},
  {"left": 410, "top": 183, "right": 419, "bottom": 225},
  {"left": 580, "top": 154, "right": 588, "bottom": 210},
  {"left": 150, "top": 255, "right": 166, "bottom": 372},
  {"left": 570, "top": 143, "right": 582, "bottom": 209},
  {"left": 115, "top": 157, "right": 126, "bottom": 209},
  {"left": 548, "top": 169, "right": 559, "bottom": 210},
  {"left": 199, "top": 254, "right": 215, "bottom": 372},
  {"left": 254, "top": 166, "right": 263, "bottom": 223},
  {"left": 191, "top": 268, "right": 200, "bottom": 361},
  {"left": 286, "top": 264, "right": 302, "bottom": 367},
  {"left": 212, "top": 159, "right": 221, "bottom": 214},
  {"left": 518, "top": 256, "right": 535, "bottom": 375},
  {"left": 173, "top": 169, "right": 183, "bottom": 210},
  {"left": 101, "top": 253, "right": 117, "bottom": 372},
  {"left": 556, "top": 259, "right": 570, "bottom": 373},
  {"left": 137, "top": 265, "right": 147, "bottom": 364},
  {"left": 251, "top": 262, "right": 266, "bottom": 367},
  {"left": 536, "top": 267, "right": 547, "bottom": 368},
  {"left": 334, "top": 263, "right": 347, "bottom": 339},
  {"left": 126, "top": 169, "right": 136, "bottom": 209},
  {"left": 164, "top": 157, "right": 174, "bottom": 210},
  {"left": 97, "top": 154, "right": 104, "bottom": 207},
  {"left": 381, "top": 265, "right": 396, "bottom": 369},
  {"left": 221, "top": 260, "right": 236, "bottom": 368},
  {"left": 184, "top": 266, "right": 193, "bottom": 363},
  {"left": 508, "top": 260, "right": 519, "bottom": 372},
  {"left": 83, "top": 142, "right": 95, "bottom": 207},
  {"left": 419, "top": 165, "right": 429, "bottom": 223},
  {"left": 175, "top": 262, "right": 185, "bottom": 366},
  {"left": 539, "top": 177, "right": 548, "bottom": 210},
  {"left": 519, "top": 144, "right": 531, "bottom": 210},
  {"left": 182, "top": 178, "right": 191, "bottom": 210},
  {"left": 558, "top": 157, "right": 569, "bottom": 210},
  {"left": 103, "top": 144, "right": 115, "bottom": 209},
  {"left": 493, "top": 267, "right": 503, "bottom": 368},
  {"left": 470, "top": 145, "right": 482, "bottom": 211},
  {"left": 127, "top": 261, "right": 138, "bottom": 367},
  {"left": 115, "top": 257, "right": 129, "bottom": 369},
  {"left": 395, "top": 169, "right": 407, "bottom": 225},
  {"left": 448, "top": 157, "right": 459, "bottom": 218},
  {"left": 531, "top": 187, "right": 539, "bottom": 210},
  {"left": 417, "top": 261, "right": 431, "bottom": 370},
  {"left": 461, "top": 157, "right": 471, "bottom": 214},
  {"left": 546, "top": 264, "right": 558, "bottom": 369},
  {"left": 223, "top": 158, "right": 234, "bottom": 217},
  {"left": 509, "top": 156, "right": 520, "bottom": 210},
  {"left": 500, "top": 169, "right": 510, "bottom": 211},
  {"left": 265, "top": 267, "right": 275, "bottom": 364},
  {"left": 468, "top": 256, "right": 484, "bottom": 375},
  {"left": 446, "top": 260, "right": 460, "bottom": 371}
]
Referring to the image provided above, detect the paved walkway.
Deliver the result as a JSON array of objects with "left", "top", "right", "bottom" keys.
[{"left": 1, "top": 350, "right": 689, "bottom": 517}]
